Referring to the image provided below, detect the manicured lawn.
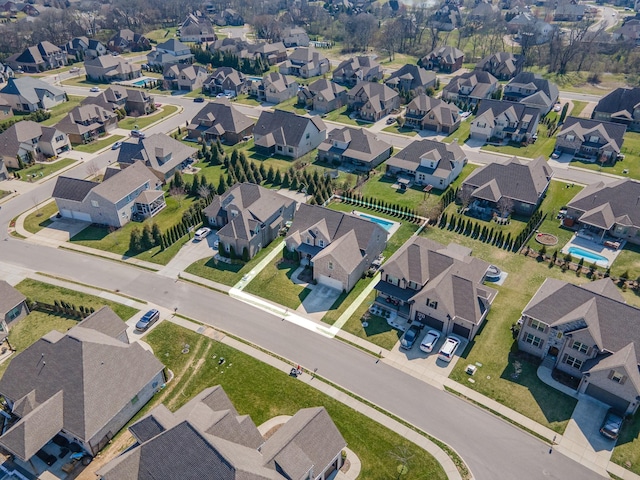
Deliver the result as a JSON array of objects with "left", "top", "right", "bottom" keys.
[
  {"left": 233, "top": 94, "right": 261, "bottom": 106},
  {"left": 42, "top": 95, "right": 83, "bottom": 126},
  {"left": 323, "top": 105, "right": 372, "bottom": 128},
  {"left": 382, "top": 124, "right": 418, "bottom": 136},
  {"left": 341, "top": 290, "right": 403, "bottom": 350},
  {"left": 145, "top": 27, "right": 179, "bottom": 43},
  {"left": 16, "top": 158, "right": 76, "bottom": 182},
  {"left": 118, "top": 105, "right": 179, "bottom": 130},
  {"left": 481, "top": 134, "right": 557, "bottom": 160},
  {"left": 610, "top": 242, "right": 640, "bottom": 281},
  {"left": 74, "top": 134, "right": 125, "bottom": 154},
  {"left": 274, "top": 96, "right": 308, "bottom": 115},
  {"left": 442, "top": 118, "right": 473, "bottom": 144},
  {"left": 570, "top": 131, "right": 640, "bottom": 181},
  {"left": 243, "top": 254, "right": 312, "bottom": 310},
  {"left": 612, "top": 413, "right": 640, "bottom": 476},
  {"left": 570, "top": 100, "right": 587, "bottom": 117},
  {"left": 145, "top": 322, "right": 447, "bottom": 480},
  {"left": 0, "top": 190, "right": 10, "bottom": 200},
  {"left": 23, "top": 201, "right": 59, "bottom": 234},
  {"left": 184, "top": 240, "right": 283, "bottom": 286}
]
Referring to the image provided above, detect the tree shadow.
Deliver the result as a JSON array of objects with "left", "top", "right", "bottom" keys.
[{"left": 203, "top": 256, "right": 243, "bottom": 274}]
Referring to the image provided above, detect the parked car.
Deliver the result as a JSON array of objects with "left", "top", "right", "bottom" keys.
[
  {"left": 131, "top": 130, "right": 145, "bottom": 139},
  {"left": 89, "top": 87, "right": 100, "bottom": 93},
  {"left": 135, "top": 309, "right": 160, "bottom": 332},
  {"left": 419, "top": 330, "right": 441, "bottom": 353},
  {"left": 386, "top": 117, "right": 396, "bottom": 125},
  {"left": 400, "top": 324, "right": 422, "bottom": 350},
  {"left": 600, "top": 409, "right": 624, "bottom": 440},
  {"left": 111, "top": 141, "right": 123, "bottom": 150},
  {"left": 194, "top": 227, "right": 211, "bottom": 241},
  {"left": 438, "top": 336, "right": 460, "bottom": 362},
  {"left": 551, "top": 150, "right": 562, "bottom": 159},
  {"left": 553, "top": 103, "right": 562, "bottom": 112},
  {"left": 194, "top": 96, "right": 205, "bottom": 103},
  {"left": 69, "top": 67, "right": 80, "bottom": 73},
  {"left": 216, "top": 92, "right": 226, "bottom": 98}
]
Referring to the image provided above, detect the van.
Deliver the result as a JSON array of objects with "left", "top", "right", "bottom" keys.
[{"left": 438, "top": 336, "right": 460, "bottom": 362}]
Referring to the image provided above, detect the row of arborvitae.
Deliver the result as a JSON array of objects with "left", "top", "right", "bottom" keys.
[
  {"left": 30, "top": 299, "right": 96, "bottom": 319},
  {"left": 340, "top": 192, "right": 423, "bottom": 223}
]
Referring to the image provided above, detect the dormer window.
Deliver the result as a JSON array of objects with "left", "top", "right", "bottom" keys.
[
  {"left": 306, "top": 236, "right": 312, "bottom": 245},
  {"left": 609, "top": 370, "right": 626, "bottom": 384}
]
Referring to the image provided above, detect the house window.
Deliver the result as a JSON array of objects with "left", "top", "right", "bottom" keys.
[
  {"left": 328, "top": 261, "right": 334, "bottom": 270},
  {"left": 530, "top": 319, "right": 546, "bottom": 332},
  {"left": 55, "top": 135, "right": 64, "bottom": 142},
  {"left": 319, "top": 240, "right": 324, "bottom": 247},
  {"left": 306, "top": 133, "right": 310, "bottom": 139},
  {"left": 571, "top": 341, "right": 589, "bottom": 354},
  {"left": 7, "top": 306, "right": 21, "bottom": 320},
  {"left": 91, "top": 200, "right": 99, "bottom": 207},
  {"left": 563, "top": 355, "right": 582, "bottom": 369},
  {"left": 566, "top": 135, "right": 575, "bottom": 142},
  {"left": 610, "top": 370, "right": 626, "bottom": 384},
  {"left": 306, "top": 236, "right": 312, "bottom": 245},
  {"left": 589, "top": 135, "right": 599, "bottom": 143},
  {"left": 288, "top": 147, "right": 294, "bottom": 153},
  {"left": 524, "top": 333, "right": 542, "bottom": 348}
]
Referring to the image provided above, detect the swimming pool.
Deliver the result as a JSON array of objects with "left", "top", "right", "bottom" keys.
[
  {"left": 567, "top": 246, "right": 609, "bottom": 266},
  {"left": 358, "top": 213, "right": 394, "bottom": 232},
  {"left": 132, "top": 77, "right": 153, "bottom": 87}
]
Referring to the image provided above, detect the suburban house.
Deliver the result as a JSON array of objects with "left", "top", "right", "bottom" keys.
[
  {"left": 163, "top": 64, "right": 208, "bottom": 91},
  {"left": 203, "top": 183, "right": 296, "bottom": 259},
  {"left": 563, "top": 178, "right": 640, "bottom": 245},
  {"left": 385, "top": 64, "right": 437, "bottom": 96},
  {"left": 53, "top": 161, "right": 165, "bottom": 226},
  {"left": 82, "top": 86, "right": 154, "bottom": 117},
  {"left": 0, "top": 62, "right": 14, "bottom": 84},
  {"left": 419, "top": 46, "right": 464, "bottom": 73},
  {"left": 202, "top": 67, "right": 249, "bottom": 96},
  {"left": 0, "top": 159, "right": 8, "bottom": 181},
  {"left": 612, "top": 19, "right": 640, "bottom": 45},
  {"left": 475, "top": 52, "right": 524, "bottom": 80},
  {"left": 431, "top": 3, "right": 462, "bottom": 30},
  {"left": 460, "top": 156, "right": 552, "bottom": 217},
  {"left": 0, "top": 280, "right": 28, "bottom": 338},
  {"left": 385, "top": 138, "right": 467, "bottom": 189},
  {"left": 108, "top": 29, "right": 150, "bottom": 53},
  {"left": 318, "top": 126, "right": 392, "bottom": 171},
  {"left": 442, "top": 71, "right": 499, "bottom": 105},
  {"left": 0, "top": 121, "right": 70, "bottom": 168},
  {"left": 374, "top": 237, "right": 497, "bottom": 340},
  {"left": 470, "top": 99, "right": 540, "bottom": 143},
  {"left": 0, "top": 77, "right": 66, "bottom": 112},
  {"left": 285, "top": 204, "right": 388, "bottom": 292},
  {"left": 253, "top": 109, "right": 326, "bottom": 159},
  {"left": 255, "top": 71, "right": 298, "bottom": 104},
  {"left": 117, "top": 133, "right": 198, "bottom": 182},
  {"left": 147, "top": 38, "right": 194, "bottom": 67},
  {"left": 283, "top": 26, "right": 310, "bottom": 47},
  {"left": 347, "top": 81, "right": 400, "bottom": 122},
  {"left": 518, "top": 278, "right": 640, "bottom": 415},
  {"left": 0, "top": 97, "right": 11, "bottom": 121},
  {"left": 503, "top": 72, "right": 559, "bottom": 115},
  {"left": 507, "top": 13, "right": 554, "bottom": 44},
  {"left": 5, "top": 41, "right": 67, "bottom": 73},
  {"left": 554, "top": 1, "right": 593, "bottom": 21},
  {"left": 249, "top": 42, "right": 288, "bottom": 65},
  {"left": 179, "top": 13, "right": 216, "bottom": 43},
  {"left": 55, "top": 105, "right": 118, "bottom": 145},
  {"left": 59, "top": 37, "right": 107, "bottom": 61},
  {"left": 97, "top": 386, "right": 346, "bottom": 480},
  {"left": 0, "top": 306, "right": 165, "bottom": 462},
  {"left": 333, "top": 56, "right": 383, "bottom": 86},
  {"left": 84, "top": 55, "right": 142, "bottom": 83},
  {"left": 592, "top": 87, "right": 640, "bottom": 132},
  {"left": 278, "top": 47, "right": 330, "bottom": 79},
  {"left": 404, "top": 95, "right": 460, "bottom": 133},
  {"left": 297, "top": 78, "right": 347, "bottom": 113},
  {"left": 469, "top": 0, "right": 499, "bottom": 19},
  {"left": 212, "top": 8, "right": 244, "bottom": 26},
  {"left": 187, "top": 98, "right": 254, "bottom": 145},
  {"left": 555, "top": 117, "right": 626, "bottom": 162}
]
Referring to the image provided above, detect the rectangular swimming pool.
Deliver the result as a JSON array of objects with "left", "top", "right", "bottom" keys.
[
  {"left": 357, "top": 213, "right": 394, "bottom": 232},
  {"left": 567, "top": 246, "right": 609, "bottom": 267}
]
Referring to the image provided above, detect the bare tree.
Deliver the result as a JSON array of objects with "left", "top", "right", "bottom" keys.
[
  {"left": 86, "top": 162, "right": 100, "bottom": 180},
  {"left": 497, "top": 196, "right": 514, "bottom": 218},
  {"left": 388, "top": 445, "right": 415, "bottom": 479},
  {"left": 169, "top": 187, "right": 186, "bottom": 207},
  {"left": 457, "top": 184, "right": 475, "bottom": 210},
  {"left": 197, "top": 184, "right": 211, "bottom": 201},
  {"left": 377, "top": 18, "right": 403, "bottom": 61}
]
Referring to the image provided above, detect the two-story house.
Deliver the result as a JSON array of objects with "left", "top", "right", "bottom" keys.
[
  {"left": 0, "top": 120, "right": 70, "bottom": 168},
  {"left": 202, "top": 67, "right": 249, "bottom": 96},
  {"left": 255, "top": 72, "right": 299, "bottom": 104},
  {"left": 84, "top": 55, "right": 142, "bottom": 83},
  {"left": 203, "top": 183, "right": 296, "bottom": 259},
  {"left": 404, "top": 95, "right": 460, "bottom": 133},
  {"left": 0, "top": 77, "right": 66, "bottom": 112},
  {"left": 503, "top": 72, "right": 559, "bottom": 115},
  {"left": 471, "top": 99, "right": 540, "bottom": 143},
  {"left": 555, "top": 117, "right": 626, "bottom": 162},
  {"left": 297, "top": 78, "right": 347, "bottom": 113},
  {"left": 55, "top": 105, "right": 118, "bottom": 145},
  {"left": 253, "top": 110, "right": 326, "bottom": 159},
  {"left": 278, "top": 47, "right": 330, "bottom": 79},
  {"left": 419, "top": 46, "right": 464, "bottom": 73},
  {"left": 6, "top": 41, "right": 67, "bottom": 73},
  {"left": 385, "top": 64, "right": 437, "bottom": 96},
  {"left": 317, "top": 126, "right": 392, "bottom": 171},
  {"left": 518, "top": 278, "right": 640, "bottom": 415},
  {"left": 283, "top": 26, "right": 311, "bottom": 47},
  {"left": 147, "top": 38, "right": 194, "bottom": 67},
  {"left": 0, "top": 280, "right": 28, "bottom": 337},
  {"left": 442, "top": 71, "right": 499, "bottom": 105},
  {"left": 592, "top": 87, "right": 640, "bottom": 132},
  {"left": 386, "top": 138, "right": 467, "bottom": 189},
  {"left": 333, "top": 56, "right": 383, "bottom": 86},
  {"left": 347, "top": 82, "right": 400, "bottom": 122},
  {"left": 108, "top": 29, "right": 150, "bottom": 53},
  {"left": 474, "top": 52, "right": 524, "bottom": 80},
  {"left": 82, "top": 86, "right": 154, "bottom": 117},
  {"left": 179, "top": 12, "right": 216, "bottom": 43},
  {"left": 374, "top": 237, "right": 497, "bottom": 340},
  {"left": 285, "top": 204, "right": 388, "bottom": 292},
  {"left": 187, "top": 98, "right": 254, "bottom": 145},
  {"left": 163, "top": 64, "right": 208, "bottom": 92}
]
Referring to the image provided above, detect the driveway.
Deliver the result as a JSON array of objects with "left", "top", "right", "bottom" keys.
[
  {"left": 157, "top": 232, "right": 218, "bottom": 278},
  {"left": 296, "top": 282, "right": 342, "bottom": 322},
  {"left": 32, "top": 217, "right": 90, "bottom": 244}
]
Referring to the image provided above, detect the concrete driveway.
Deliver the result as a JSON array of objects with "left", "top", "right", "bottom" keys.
[
  {"left": 33, "top": 217, "right": 90, "bottom": 244},
  {"left": 296, "top": 283, "right": 342, "bottom": 321},
  {"left": 157, "top": 231, "right": 218, "bottom": 278}
]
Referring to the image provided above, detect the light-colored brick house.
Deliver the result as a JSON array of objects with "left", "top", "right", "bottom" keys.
[
  {"left": 163, "top": 64, "right": 208, "bottom": 92},
  {"left": 518, "top": 278, "right": 640, "bottom": 415},
  {"left": 442, "top": 71, "right": 498, "bottom": 105},
  {"left": 555, "top": 117, "right": 626, "bottom": 162},
  {"left": 317, "top": 126, "right": 392, "bottom": 171},
  {"left": 347, "top": 82, "right": 400, "bottom": 122},
  {"left": 333, "top": 56, "right": 383, "bottom": 86},
  {"left": 0, "top": 120, "right": 70, "bottom": 168},
  {"left": 254, "top": 72, "right": 298, "bottom": 104},
  {"left": 0, "top": 280, "right": 29, "bottom": 338},
  {"left": 470, "top": 99, "right": 540, "bottom": 143},
  {"left": 55, "top": 104, "right": 118, "bottom": 145},
  {"left": 404, "top": 95, "right": 460, "bottom": 133},
  {"left": 285, "top": 204, "right": 387, "bottom": 292},
  {"left": 297, "top": 78, "right": 346, "bottom": 113},
  {"left": 84, "top": 56, "right": 142, "bottom": 83},
  {"left": 278, "top": 47, "right": 330, "bottom": 79},
  {"left": 187, "top": 98, "right": 254, "bottom": 145}
]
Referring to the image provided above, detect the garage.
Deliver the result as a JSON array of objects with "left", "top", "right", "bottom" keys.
[
  {"left": 415, "top": 312, "right": 444, "bottom": 331},
  {"left": 59, "top": 209, "right": 73, "bottom": 219},
  {"left": 71, "top": 211, "right": 92, "bottom": 222},
  {"left": 317, "top": 275, "right": 343, "bottom": 291},
  {"left": 452, "top": 323, "right": 471, "bottom": 340},
  {"left": 585, "top": 384, "right": 630, "bottom": 412}
]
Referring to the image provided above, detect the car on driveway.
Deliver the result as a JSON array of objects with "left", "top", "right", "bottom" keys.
[
  {"left": 194, "top": 227, "right": 211, "bottom": 241},
  {"left": 135, "top": 309, "right": 160, "bottom": 332},
  {"left": 111, "top": 141, "right": 123, "bottom": 150},
  {"left": 131, "top": 130, "right": 145, "bottom": 139},
  {"left": 420, "top": 329, "right": 441, "bottom": 353},
  {"left": 194, "top": 96, "right": 205, "bottom": 102},
  {"left": 90, "top": 87, "right": 100, "bottom": 93},
  {"left": 400, "top": 324, "right": 422, "bottom": 350},
  {"left": 438, "top": 336, "right": 460, "bottom": 362},
  {"left": 600, "top": 409, "right": 624, "bottom": 440},
  {"left": 551, "top": 149, "right": 562, "bottom": 159},
  {"left": 386, "top": 117, "right": 396, "bottom": 125}
]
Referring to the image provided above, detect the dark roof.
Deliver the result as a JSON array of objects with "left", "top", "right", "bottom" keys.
[
  {"left": 567, "top": 178, "right": 640, "bottom": 229},
  {"left": 405, "top": 95, "right": 459, "bottom": 127},
  {"left": 474, "top": 99, "right": 540, "bottom": 136},
  {"left": 52, "top": 176, "right": 99, "bottom": 202},
  {"left": 385, "top": 138, "right": 466, "bottom": 178},
  {"left": 443, "top": 71, "right": 498, "bottom": 99},
  {"left": 559, "top": 116, "right": 626, "bottom": 153},
  {"left": 594, "top": 87, "right": 640, "bottom": 118},
  {"left": 253, "top": 110, "right": 326, "bottom": 149},
  {"left": 385, "top": 64, "right": 436, "bottom": 91},
  {"left": 317, "top": 126, "right": 391, "bottom": 164},
  {"left": 0, "top": 280, "right": 26, "bottom": 315},
  {"left": 190, "top": 99, "right": 254, "bottom": 135}
]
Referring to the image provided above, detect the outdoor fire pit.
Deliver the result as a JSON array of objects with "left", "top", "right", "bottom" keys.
[{"left": 535, "top": 233, "right": 558, "bottom": 246}]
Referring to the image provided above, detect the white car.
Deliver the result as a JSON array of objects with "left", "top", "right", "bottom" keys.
[
  {"left": 438, "top": 336, "right": 460, "bottom": 363},
  {"left": 551, "top": 150, "right": 562, "bottom": 159},
  {"left": 89, "top": 87, "right": 100, "bottom": 93},
  {"left": 194, "top": 227, "right": 211, "bottom": 241},
  {"left": 419, "top": 330, "right": 441, "bottom": 353}
]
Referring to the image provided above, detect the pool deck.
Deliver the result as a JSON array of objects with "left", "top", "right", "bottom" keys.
[
  {"left": 352, "top": 210, "right": 401, "bottom": 237},
  {"left": 561, "top": 234, "right": 622, "bottom": 268}
]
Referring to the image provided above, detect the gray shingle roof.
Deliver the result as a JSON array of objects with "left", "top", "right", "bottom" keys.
[
  {"left": 0, "top": 120, "right": 44, "bottom": 157},
  {"left": 52, "top": 176, "right": 99, "bottom": 202},
  {"left": 385, "top": 64, "right": 436, "bottom": 91},
  {"left": 0, "top": 77, "right": 64, "bottom": 106},
  {"left": 92, "top": 161, "right": 160, "bottom": 204},
  {"left": 117, "top": 133, "right": 197, "bottom": 176},
  {"left": 386, "top": 138, "right": 466, "bottom": 177},
  {"left": 405, "top": 95, "right": 459, "bottom": 127},
  {"left": 190, "top": 99, "right": 254, "bottom": 135},
  {"left": 567, "top": 178, "right": 640, "bottom": 229},
  {"left": 474, "top": 99, "right": 540, "bottom": 136},
  {"left": 558, "top": 116, "right": 626, "bottom": 154},
  {"left": 0, "top": 280, "right": 25, "bottom": 316},
  {"left": 443, "top": 71, "right": 498, "bottom": 99},
  {"left": 594, "top": 87, "right": 640, "bottom": 119},
  {"left": 317, "top": 126, "right": 391, "bottom": 164},
  {"left": 253, "top": 110, "right": 326, "bottom": 149}
]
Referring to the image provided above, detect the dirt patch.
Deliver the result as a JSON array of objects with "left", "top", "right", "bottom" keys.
[{"left": 263, "top": 424, "right": 283, "bottom": 440}]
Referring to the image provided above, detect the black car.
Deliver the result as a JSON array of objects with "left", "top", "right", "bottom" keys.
[
  {"left": 194, "top": 96, "right": 205, "bottom": 102},
  {"left": 600, "top": 409, "right": 624, "bottom": 440},
  {"left": 135, "top": 309, "right": 160, "bottom": 332},
  {"left": 400, "top": 324, "right": 422, "bottom": 350}
]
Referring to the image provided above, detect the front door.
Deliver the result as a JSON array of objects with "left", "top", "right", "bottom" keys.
[{"left": 548, "top": 346, "right": 559, "bottom": 357}]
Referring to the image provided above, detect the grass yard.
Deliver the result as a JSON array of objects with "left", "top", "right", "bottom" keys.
[
  {"left": 118, "top": 105, "right": 179, "bottom": 130},
  {"left": 184, "top": 239, "right": 283, "bottom": 286},
  {"left": 442, "top": 118, "right": 473, "bottom": 144},
  {"left": 145, "top": 322, "right": 447, "bottom": 480},
  {"left": 612, "top": 414, "right": 640, "bottom": 476},
  {"left": 481, "top": 134, "right": 556, "bottom": 160},
  {"left": 16, "top": 158, "right": 76, "bottom": 182},
  {"left": 381, "top": 124, "right": 418, "bottom": 136},
  {"left": 610, "top": 242, "right": 640, "bottom": 281},
  {"left": 0, "top": 190, "right": 10, "bottom": 200},
  {"left": 74, "top": 134, "right": 125, "bottom": 154},
  {"left": 570, "top": 131, "right": 640, "bottom": 181},
  {"left": 341, "top": 290, "right": 403, "bottom": 350},
  {"left": 42, "top": 95, "right": 84, "bottom": 126},
  {"left": 274, "top": 96, "right": 309, "bottom": 115},
  {"left": 233, "top": 94, "right": 261, "bottom": 106},
  {"left": 570, "top": 100, "right": 587, "bottom": 117},
  {"left": 145, "top": 27, "right": 179, "bottom": 43},
  {"left": 23, "top": 201, "right": 59, "bottom": 234},
  {"left": 323, "top": 105, "right": 372, "bottom": 128},
  {"left": 243, "top": 254, "right": 312, "bottom": 310}
]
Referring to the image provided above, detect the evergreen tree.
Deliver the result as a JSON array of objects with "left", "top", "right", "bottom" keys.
[
  {"left": 141, "top": 224, "right": 154, "bottom": 250},
  {"left": 173, "top": 171, "right": 184, "bottom": 189},
  {"left": 274, "top": 170, "right": 282, "bottom": 185},
  {"left": 218, "top": 175, "right": 227, "bottom": 194},
  {"left": 266, "top": 165, "right": 275, "bottom": 183},
  {"left": 151, "top": 223, "right": 162, "bottom": 247},
  {"left": 129, "top": 227, "right": 143, "bottom": 253}
]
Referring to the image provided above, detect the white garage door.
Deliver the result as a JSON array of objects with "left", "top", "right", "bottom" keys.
[
  {"left": 59, "top": 209, "right": 73, "bottom": 219},
  {"left": 317, "top": 275, "right": 343, "bottom": 291},
  {"left": 72, "top": 211, "right": 92, "bottom": 222}
]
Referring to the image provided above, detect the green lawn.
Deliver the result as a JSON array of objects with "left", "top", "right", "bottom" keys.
[
  {"left": 274, "top": 96, "right": 308, "bottom": 115},
  {"left": 74, "top": 134, "right": 125, "bottom": 154},
  {"left": 570, "top": 132, "right": 640, "bottom": 181},
  {"left": 42, "top": 95, "right": 84, "bottom": 126},
  {"left": 612, "top": 413, "right": 640, "bottom": 476},
  {"left": 243, "top": 253, "right": 312, "bottom": 309},
  {"left": 16, "top": 158, "right": 76, "bottom": 182},
  {"left": 570, "top": 101, "right": 587, "bottom": 117},
  {"left": 145, "top": 27, "right": 179, "bottom": 43},
  {"left": 381, "top": 124, "right": 418, "bottom": 136},
  {"left": 118, "top": 105, "right": 179, "bottom": 130},
  {"left": 0, "top": 190, "right": 10, "bottom": 200},
  {"left": 323, "top": 105, "right": 372, "bottom": 128},
  {"left": 145, "top": 322, "right": 447, "bottom": 480},
  {"left": 442, "top": 118, "right": 472, "bottom": 144},
  {"left": 481, "top": 134, "right": 557, "bottom": 160},
  {"left": 233, "top": 94, "right": 261, "bottom": 106},
  {"left": 23, "top": 201, "right": 59, "bottom": 234},
  {"left": 185, "top": 240, "right": 283, "bottom": 286},
  {"left": 60, "top": 76, "right": 102, "bottom": 88}
]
